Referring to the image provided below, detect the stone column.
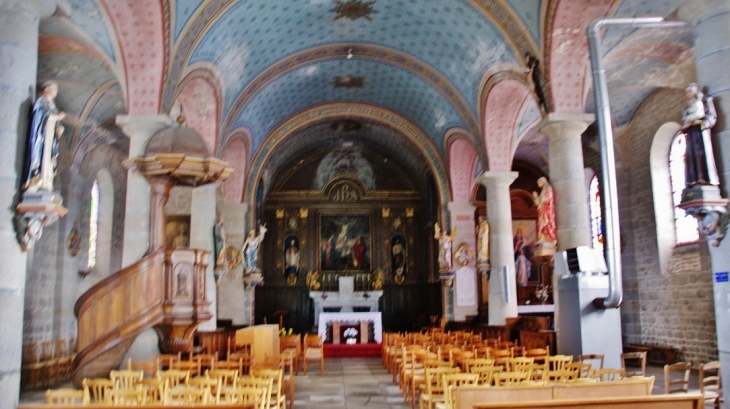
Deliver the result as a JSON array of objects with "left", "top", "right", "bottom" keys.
[
  {"left": 0, "top": 1, "right": 66, "bottom": 405},
  {"left": 536, "top": 113, "right": 594, "bottom": 251},
  {"left": 479, "top": 171, "right": 519, "bottom": 325},
  {"left": 447, "top": 201, "right": 478, "bottom": 321},
  {"left": 190, "top": 183, "right": 217, "bottom": 330},
  {"left": 678, "top": 2, "right": 730, "bottom": 404},
  {"left": 116, "top": 115, "right": 175, "bottom": 268}
]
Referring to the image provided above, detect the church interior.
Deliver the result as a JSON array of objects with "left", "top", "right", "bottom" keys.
[{"left": 3, "top": 0, "right": 730, "bottom": 407}]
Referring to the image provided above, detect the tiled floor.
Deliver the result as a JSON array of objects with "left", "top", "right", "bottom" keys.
[{"left": 19, "top": 358, "right": 709, "bottom": 408}]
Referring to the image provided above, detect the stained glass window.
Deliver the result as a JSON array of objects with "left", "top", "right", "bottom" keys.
[
  {"left": 88, "top": 180, "right": 99, "bottom": 269},
  {"left": 589, "top": 175, "right": 603, "bottom": 252},
  {"left": 670, "top": 133, "right": 699, "bottom": 244}
]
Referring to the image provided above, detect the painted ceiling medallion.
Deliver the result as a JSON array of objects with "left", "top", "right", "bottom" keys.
[
  {"left": 334, "top": 74, "right": 364, "bottom": 88},
  {"left": 330, "top": 0, "right": 378, "bottom": 21}
]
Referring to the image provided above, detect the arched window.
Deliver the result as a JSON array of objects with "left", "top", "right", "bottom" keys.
[
  {"left": 87, "top": 179, "right": 99, "bottom": 269},
  {"left": 669, "top": 133, "right": 699, "bottom": 244},
  {"left": 589, "top": 176, "right": 603, "bottom": 251}
]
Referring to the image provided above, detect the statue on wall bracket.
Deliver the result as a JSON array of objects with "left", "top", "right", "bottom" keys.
[
  {"left": 678, "top": 83, "right": 729, "bottom": 247},
  {"left": 16, "top": 81, "right": 68, "bottom": 250}
]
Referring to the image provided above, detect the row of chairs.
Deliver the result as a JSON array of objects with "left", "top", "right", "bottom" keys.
[
  {"left": 22, "top": 338, "right": 76, "bottom": 389},
  {"left": 48, "top": 366, "right": 286, "bottom": 407}
]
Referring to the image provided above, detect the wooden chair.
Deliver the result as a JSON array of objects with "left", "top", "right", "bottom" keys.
[
  {"left": 156, "top": 352, "right": 180, "bottom": 370},
  {"left": 219, "top": 386, "right": 265, "bottom": 409},
  {"left": 279, "top": 350, "right": 297, "bottom": 409},
  {"left": 107, "top": 388, "right": 147, "bottom": 405},
  {"left": 279, "top": 334, "right": 301, "bottom": 374},
  {"left": 109, "top": 369, "right": 143, "bottom": 390},
  {"left": 251, "top": 368, "right": 286, "bottom": 409},
  {"left": 470, "top": 365, "right": 504, "bottom": 385},
  {"left": 127, "top": 356, "right": 160, "bottom": 378},
  {"left": 167, "top": 386, "right": 210, "bottom": 404},
  {"left": 621, "top": 351, "right": 647, "bottom": 377},
  {"left": 505, "top": 357, "right": 534, "bottom": 372},
  {"left": 82, "top": 378, "right": 114, "bottom": 404},
  {"left": 524, "top": 347, "right": 549, "bottom": 364},
  {"left": 664, "top": 362, "right": 691, "bottom": 394},
  {"left": 136, "top": 378, "right": 167, "bottom": 404},
  {"left": 489, "top": 348, "right": 513, "bottom": 367},
  {"left": 699, "top": 361, "right": 723, "bottom": 409},
  {"left": 591, "top": 368, "right": 626, "bottom": 382},
  {"left": 565, "top": 362, "right": 592, "bottom": 378},
  {"left": 493, "top": 370, "right": 530, "bottom": 386},
  {"left": 437, "top": 373, "right": 479, "bottom": 409},
  {"left": 419, "top": 366, "right": 460, "bottom": 409},
  {"left": 544, "top": 369, "right": 578, "bottom": 383},
  {"left": 579, "top": 353, "right": 605, "bottom": 370},
  {"left": 157, "top": 368, "right": 190, "bottom": 389},
  {"left": 545, "top": 355, "right": 573, "bottom": 371},
  {"left": 303, "top": 333, "right": 324, "bottom": 375},
  {"left": 207, "top": 368, "right": 239, "bottom": 388},
  {"left": 174, "top": 355, "right": 202, "bottom": 377},
  {"left": 193, "top": 352, "right": 218, "bottom": 373},
  {"left": 462, "top": 358, "right": 494, "bottom": 373},
  {"left": 46, "top": 388, "right": 89, "bottom": 405},
  {"left": 237, "top": 376, "right": 273, "bottom": 409},
  {"left": 187, "top": 376, "right": 221, "bottom": 403}
]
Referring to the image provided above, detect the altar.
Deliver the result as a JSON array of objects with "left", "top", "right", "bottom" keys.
[
  {"left": 309, "top": 276, "right": 383, "bottom": 325},
  {"left": 318, "top": 311, "right": 383, "bottom": 344}
]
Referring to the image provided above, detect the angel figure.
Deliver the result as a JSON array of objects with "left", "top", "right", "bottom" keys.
[{"left": 434, "top": 223, "right": 457, "bottom": 273}]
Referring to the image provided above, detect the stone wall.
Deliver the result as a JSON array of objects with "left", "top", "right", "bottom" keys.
[{"left": 611, "top": 87, "right": 717, "bottom": 365}]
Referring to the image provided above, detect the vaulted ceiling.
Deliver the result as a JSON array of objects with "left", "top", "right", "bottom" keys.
[{"left": 40, "top": 0, "right": 695, "bottom": 206}]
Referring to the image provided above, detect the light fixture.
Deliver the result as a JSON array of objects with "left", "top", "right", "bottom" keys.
[{"left": 347, "top": 48, "right": 353, "bottom": 59}]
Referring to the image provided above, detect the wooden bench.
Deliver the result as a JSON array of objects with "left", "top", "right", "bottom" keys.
[
  {"left": 454, "top": 377, "right": 655, "bottom": 409},
  {"left": 472, "top": 393, "right": 703, "bottom": 409},
  {"left": 625, "top": 343, "right": 678, "bottom": 365}
]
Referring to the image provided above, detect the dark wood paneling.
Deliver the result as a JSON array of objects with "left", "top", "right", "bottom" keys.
[{"left": 254, "top": 282, "right": 442, "bottom": 334}]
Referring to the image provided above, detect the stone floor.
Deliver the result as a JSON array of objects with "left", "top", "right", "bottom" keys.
[{"left": 19, "top": 358, "right": 710, "bottom": 408}]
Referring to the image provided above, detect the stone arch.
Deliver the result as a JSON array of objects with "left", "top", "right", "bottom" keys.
[
  {"left": 480, "top": 72, "right": 533, "bottom": 171},
  {"left": 247, "top": 103, "right": 450, "bottom": 225},
  {"left": 221, "top": 129, "right": 251, "bottom": 204},
  {"left": 174, "top": 64, "right": 225, "bottom": 154},
  {"left": 445, "top": 129, "right": 480, "bottom": 203}
]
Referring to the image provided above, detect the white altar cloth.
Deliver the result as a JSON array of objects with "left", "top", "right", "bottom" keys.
[
  {"left": 318, "top": 312, "right": 383, "bottom": 343},
  {"left": 310, "top": 291, "right": 383, "bottom": 325}
]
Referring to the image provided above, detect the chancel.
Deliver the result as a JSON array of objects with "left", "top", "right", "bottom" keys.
[{"left": 4, "top": 1, "right": 730, "bottom": 408}]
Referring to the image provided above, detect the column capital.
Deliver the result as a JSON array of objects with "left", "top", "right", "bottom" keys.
[
  {"left": 116, "top": 114, "right": 176, "bottom": 139},
  {"left": 447, "top": 201, "right": 476, "bottom": 214},
  {"left": 537, "top": 113, "right": 595, "bottom": 138},
  {"left": 478, "top": 171, "right": 518, "bottom": 187},
  {"left": 116, "top": 115, "right": 177, "bottom": 157}
]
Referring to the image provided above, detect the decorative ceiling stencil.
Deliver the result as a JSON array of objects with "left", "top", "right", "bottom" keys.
[
  {"left": 66, "top": 0, "right": 116, "bottom": 61},
  {"left": 503, "top": 0, "right": 542, "bottom": 49},
  {"left": 173, "top": 0, "right": 205, "bottom": 42},
  {"left": 330, "top": 0, "right": 378, "bottom": 21}
]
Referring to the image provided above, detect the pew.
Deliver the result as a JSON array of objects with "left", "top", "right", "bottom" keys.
[
  {"left": 472, "top": 393, "right": 703, "bottom": 409},
  {"left": 454, "top": 377, "right": 655, "bottom": 409}
]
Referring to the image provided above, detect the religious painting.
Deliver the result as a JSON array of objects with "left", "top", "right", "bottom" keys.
[
  {"left": 391, "top": 234, "right": 406, "bottom": 284},
  {"left": 165, "top": 215, "right": 191, "bottom": 248},
  {"left": 454, "top": 242, "right": 474, "bottom": 266},
  {"left": 512, "top": 219, "right": 539, "bottom": 284},
  {"left": 284, "top": 234, "right": 300, "bottom": 285},
  {"left": 320, "top": 214, "right": 370, "bottom": 271}
]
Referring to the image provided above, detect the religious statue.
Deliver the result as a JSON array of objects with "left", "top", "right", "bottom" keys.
[
  {"left": 372, "top": 268, "right": 385, "bottom": 289},
  {"left": 434, "top": 223, "right": 457, "bottom": 273},
  {"left": 173, "top": 224, "right": 189, "bottom": 248},
  {"left": 23, "top": 81, "right": 65, "bottom": 193},
  {"left": 306, "top": 270, "right": 321, "bottom": 291},
  {"left": 533, "top": 177, "right": 557, "bottom": 246},
  {"left": 213, "top": 217, "right": 228, "bottom": 272},
  {"left": 476, "top": 216, "right": 490, "bottom": 266},
  {"left": 285, "top": 238, "right": 300, "bottom": 277},
  {"left": 242, "top": 223, "right": 267, "bottom": 272},
  {"left": 680, "top": 83, "right": 719, "bottom": 186}
]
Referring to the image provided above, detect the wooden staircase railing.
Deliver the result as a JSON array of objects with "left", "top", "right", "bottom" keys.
[{"left": 73, "top": 248, "right": 211, "bottom": 386}]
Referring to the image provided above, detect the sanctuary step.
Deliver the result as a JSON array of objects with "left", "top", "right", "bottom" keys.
[{"left": 324, "top": 342, "right": 382, "bottom": 358}]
